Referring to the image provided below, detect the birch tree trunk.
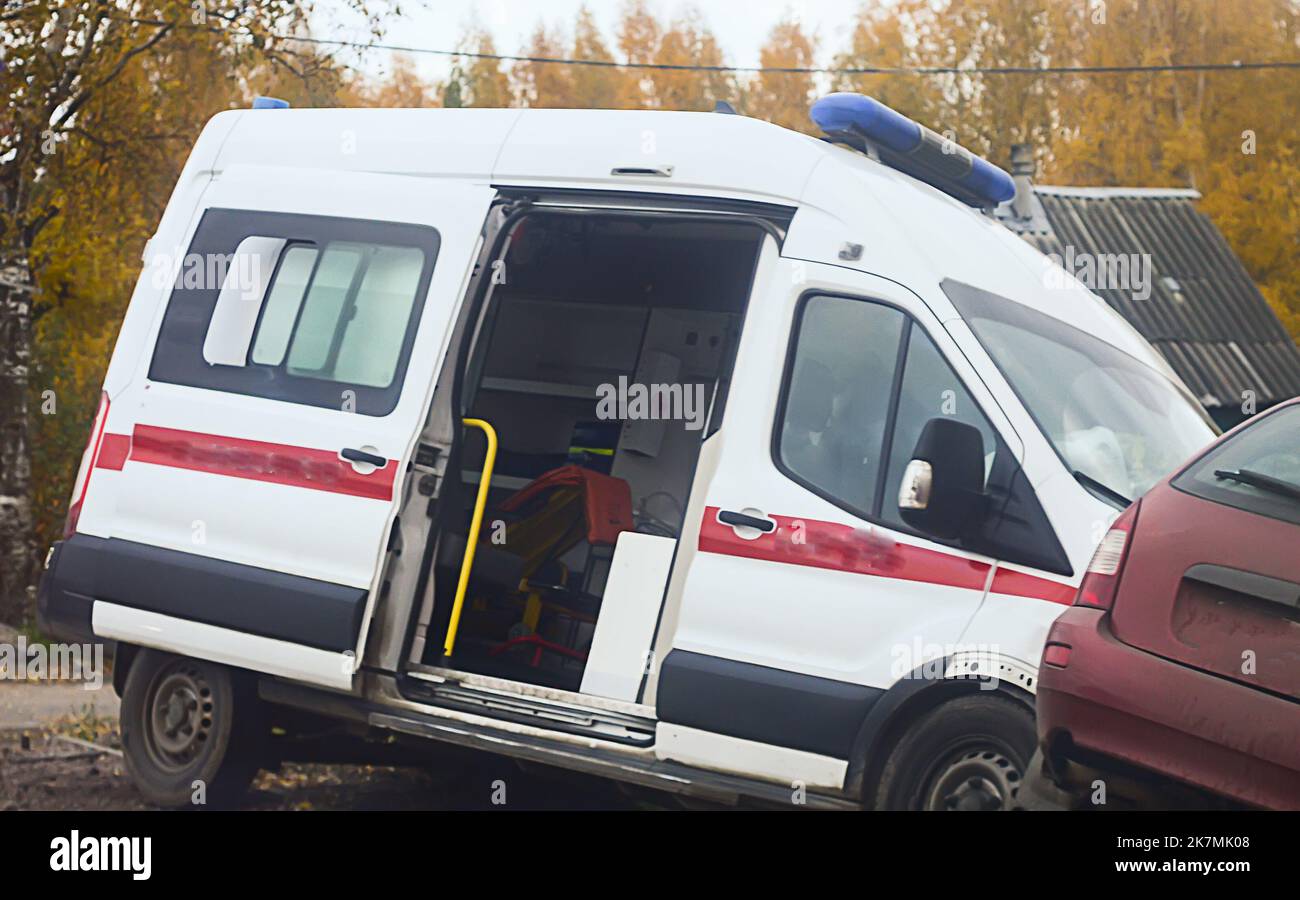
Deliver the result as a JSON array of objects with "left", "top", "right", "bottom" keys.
[{"left": 0, "top": 264, "right": 35, "bottom": 626}]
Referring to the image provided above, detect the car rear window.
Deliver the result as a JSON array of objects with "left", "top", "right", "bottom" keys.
[
  {"left": 149, "top": 208, "right": 439, "bottom": 416},
  {"left": 1173, "top": 405, "right": 1300, "bottom": 526}
]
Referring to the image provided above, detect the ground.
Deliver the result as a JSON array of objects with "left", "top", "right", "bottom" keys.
[{"left": 0, "top": 660, "right": 644, "bottom": 811}]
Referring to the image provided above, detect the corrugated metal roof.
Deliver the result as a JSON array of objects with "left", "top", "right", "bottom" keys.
[{"left": 1000, "top": 186, "right": 1300, "bottom": 412}]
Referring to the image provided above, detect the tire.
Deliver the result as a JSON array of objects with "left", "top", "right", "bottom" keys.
[
  {"left": 873, "top": 693, "right": 1036, "bottom": 810},
  {"left": 120, "top": 649, "right": 266, "bottom": 809}
]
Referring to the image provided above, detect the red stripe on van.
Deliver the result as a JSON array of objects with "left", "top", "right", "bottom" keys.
[
  {"left": 989, "top": 568, "right": 1075, "bottom": 605},
  {"left": 698, "top": 506, "right": 1073, "bottom": 603},
  {"left": 102, "top": 424, "right": 397, "bottom": 501},
  {"left": 96, "top": 433, "right": 131, "bottom": 471},
  {"left": 699, "top": 506, "right": 990, "bottom": 591}
]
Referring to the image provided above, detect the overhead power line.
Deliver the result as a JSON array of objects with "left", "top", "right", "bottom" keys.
[
  {"left": 275, "top": 32, "right": 1300, "bottom": 77},
  {"left": 116, "top": 16, "right": 1300, "bottom": 77}
]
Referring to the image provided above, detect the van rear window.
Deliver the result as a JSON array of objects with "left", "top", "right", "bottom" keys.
[{"left": 149, "top": 208, "right": 440, "bottom": 416}]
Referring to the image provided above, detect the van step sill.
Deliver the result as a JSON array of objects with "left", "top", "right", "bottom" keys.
[
  {"left": 369, "top": 709, "right": 859, "bottom": 810},
  {"left": 404, "top": 664, "right": 655, "bottom": 718},
  {"left": 396, "top": 673, "right": 656, "bottom": 747},
  {"left": 258, "top": 677, "right": 859, "bottom": 809}
]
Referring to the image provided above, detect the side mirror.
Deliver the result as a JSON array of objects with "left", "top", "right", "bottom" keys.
[{"left": 898, "top": 418, "right": 986, "bottom": 540}]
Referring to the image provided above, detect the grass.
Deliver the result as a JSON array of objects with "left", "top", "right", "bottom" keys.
[{"left": 17, "top": 620, "right": 50, "bottom": 645}]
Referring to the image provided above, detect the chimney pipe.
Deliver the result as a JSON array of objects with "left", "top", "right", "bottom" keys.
[{"left": 1009, "top": 143, "right": 1035, "bottom": 219}]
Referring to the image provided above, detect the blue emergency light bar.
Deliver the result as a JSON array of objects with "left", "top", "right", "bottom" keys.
[
  {"left": 252, "top": 95, "right": 290, "bottom": 110},
  {"left": 810, "top": 93, "right": 1015, "bottom": 208}
]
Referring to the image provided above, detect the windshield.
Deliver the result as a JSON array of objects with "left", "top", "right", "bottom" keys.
[{"left": 943, "top": 280, "right": 1216, "bottom": 505}]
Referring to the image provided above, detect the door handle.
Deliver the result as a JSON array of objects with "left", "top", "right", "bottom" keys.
[
  {"left": 341, "top": 447, "right": 387, "bottom": 468},
  {"left": 717, "top": 509, "right": 776, "bottom": 533}
]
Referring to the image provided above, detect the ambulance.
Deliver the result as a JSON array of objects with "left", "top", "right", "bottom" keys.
[{"left": 38, "top": 93, "right": 1216, "bottom": 809}]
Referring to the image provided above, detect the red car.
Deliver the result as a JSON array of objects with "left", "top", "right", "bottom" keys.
[{"left": 1025, "top": 398, "right": 1300, "bottom": 810}]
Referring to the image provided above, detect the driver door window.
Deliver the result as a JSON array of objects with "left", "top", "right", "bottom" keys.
[
  {"left": 776, "top": 295, "right": 905, "bottom": 517},
  {"left": 879, "top": 325, "right": 998, "bottom": 528},
  {"left": 776, "top": 293, "right": 996, "bottom": 534}
]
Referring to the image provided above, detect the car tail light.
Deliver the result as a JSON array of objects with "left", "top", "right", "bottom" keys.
[
  {"left": 1075, "top": 501, "right": 1139, "bottom": 611},
  {"left": 63, "top": 391, "right": 110, "bottom": 539}
]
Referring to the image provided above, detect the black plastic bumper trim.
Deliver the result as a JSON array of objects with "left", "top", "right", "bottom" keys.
[
  {"left": 40, "top": 533, "right": 366, "bottom": 653},
  {"left": 36, "top": 541, "right": 96, "bottom": 643},
  {"left": 656, "top": 649, "right": 883, "bottom": 759}
]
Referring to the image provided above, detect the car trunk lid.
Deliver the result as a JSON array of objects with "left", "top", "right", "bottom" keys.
[{"left": 1111, "top": 441, "right": 1300, "bottom": 699}]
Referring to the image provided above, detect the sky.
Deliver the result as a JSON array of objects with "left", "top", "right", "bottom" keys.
[{"left": 313, "top": 0, "right": 870, "bottom": 84}]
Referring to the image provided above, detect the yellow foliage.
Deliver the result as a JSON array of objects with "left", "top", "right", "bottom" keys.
[
  {"left": 749, "top": 16, "right": 819, "bottom": 133},
  {"left": 833, "top": 0, "right": 1300, "bottom": 345},
  {"left": 1045, "top": 0, "right": 1300, "bottom": 341},
  {"left": 27, "top": 19, "right": 353, "bottom": 555}
]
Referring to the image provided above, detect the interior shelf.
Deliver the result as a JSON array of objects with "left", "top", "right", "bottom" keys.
[
  {"left": 462, "top": 470, "right": 532, "bottom": 491},
  {"left": 479, "top": 376, "right": 598, "bottom": 400}
]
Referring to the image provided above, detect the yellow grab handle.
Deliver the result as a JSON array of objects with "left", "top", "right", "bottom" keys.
[{"left": 443, "top": 417, "right": 498, "bottom": 657}]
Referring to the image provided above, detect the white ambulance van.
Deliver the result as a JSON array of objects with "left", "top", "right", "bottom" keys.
[{"left": 38, "top": 93, "right": 1216, "bottom": 809}]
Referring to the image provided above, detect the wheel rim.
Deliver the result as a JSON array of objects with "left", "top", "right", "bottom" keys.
[
  {"left": 924, "top": 745, "right": 1023, "bottom": 811},
  {"left": 143, "top": 661, "right": 215, "bottom": 773}
]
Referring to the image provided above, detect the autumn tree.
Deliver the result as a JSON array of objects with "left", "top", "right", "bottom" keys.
[
  {"left": 832, "top": 0, "right": 1299, "bottom": 345},
  {"left": 465, "top": 3, "right": 733, "bottom": 112},
  {"left": 618, "top": 2, "right": 734, "bottom": 111},
  {"left": 616, "top": 0, "right": 662, "bottom": 107},
  {"left": 835, "top": 0, "right": 1063, "bottom": 170},
  {"left": 570, "top": 6, "right": 633, "bottom": 109},
  {"left": 1, "top": 1, "right": 360, "bottom": 624},
  {"left": 354, "top": 53, "right": 438, "bottom": 107},
  {"left": 512, "top": 22, "right": 576, "bottom": 108},
  {"left": 748, "top": 15, "right": 819, "bottom": 132},
  {"left": 443, "top": 30, "right": 511, "bottom": 108},
  {"left": 511, "top": 6, "right": 641, "bottom": 109},
  {"left": 1046, "top": 0, "right": 1300, "bottom": 338}
]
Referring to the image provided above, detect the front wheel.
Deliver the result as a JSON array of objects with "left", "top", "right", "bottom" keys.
[
  {"left": 120, "top": 649, "right": 265, "bottom": 808},
  {"left": 873, "top": 693, "right": 1036, "bottom": 810}
]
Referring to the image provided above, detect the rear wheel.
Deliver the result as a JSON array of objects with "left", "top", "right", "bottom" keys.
[
  {"left": 120, "top": 649, "right": 265, "bottom": 808},
  {"left": 874, "top": 693, "right": 1036, "bottom": 810}
]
